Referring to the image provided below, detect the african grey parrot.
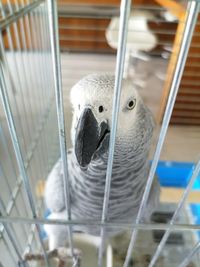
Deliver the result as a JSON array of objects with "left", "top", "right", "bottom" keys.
[{"left": 44, "top": 74, "right": 160, "bottom": 250}]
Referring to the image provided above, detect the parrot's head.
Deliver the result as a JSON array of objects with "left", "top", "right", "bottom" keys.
[{"left": 70, "top": 74, "right": 153, "bottom": 168}]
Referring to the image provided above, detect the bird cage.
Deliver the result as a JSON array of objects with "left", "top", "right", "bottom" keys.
[{"left": 0, "top": 0, "right": 200, "bottom": 267}]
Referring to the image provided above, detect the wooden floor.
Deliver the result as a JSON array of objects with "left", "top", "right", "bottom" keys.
[{"left": 61, "top": 52, "right": 200, "bottom": 163}]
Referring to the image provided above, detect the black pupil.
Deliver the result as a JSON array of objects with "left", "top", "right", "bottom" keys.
[
  {"left": 129, "top": 100, "right": 134, "bottom": 107},
  {"left": 99, "top": 105, "right": 104, "bottom": 113}
]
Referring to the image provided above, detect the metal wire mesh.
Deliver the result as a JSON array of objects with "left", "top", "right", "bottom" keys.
[
  {"left": 0, "top": 0, "right": 200, "bottom": 267},
  {"left": 0, "top": 0, "right": 59, "bottom": 265}
]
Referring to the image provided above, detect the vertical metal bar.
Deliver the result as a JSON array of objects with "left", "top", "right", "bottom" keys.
[
  {"left": 0, "top": 33, "right": 32, "bottom": 211},
  {"left": 41, "top": 1, "right": 56, "bottom": 173},
  {"left": 47, "top": 0, "right": 74, "bottom": 260},
  {"left": 21, "top": 1, "right": 50, "bottom": 190},
  {"left": 178, "top": 241, "right": 200, "bottom": 267},
  {"left": 0, "top": 196, "right": 31, "bottom": 267},
  {"left": 6, "top": 0, "right": 54, "bottom": 252},
  {"left": 0, "top": 164, "right": 29, "bottom": 240},
  {"left": 123, "top": 2, "right": 200, "bottom": 267},
  {"left": 0, "top": 212, "right": 26, "bottom": 267},
  {"left": 13, "top": 0, "right": 48, "bottom": 186},
  {"left": 0, "top": 2, "right": 30, "bottom": 157},
  {"left": 0, "top": 67, "right": 31, "bottom": 238},
  {"left": 1, "top": 6, "right": 46, "bottom": 222},
  {"left": 4, "top": 0, "right": 35, "bottom": 142},
  {"left": 0, "top": 34, "right": 31, "bottom": 220},
  {"left": 0, "top": 0, "right": 44, "bottom": 31},
  {"left": 148, "top": 159, "right": 200, "bottom": 267},
  {"left": 32, "top": 3, "right": 53, "bottom": 174},
  {"left": 3, "top": 223, "right": 26, "bottom": 267},
  {"left": 2, "top": 235, "right": 17, "bottom": 266},
  {"left": 0, "top": 62, "right": 49, "bottom": 266},
  {"left": 0, "top": 196, "right": 24, "bottom": 252},
  {"left": 1, "top": 0, "right": 50, "bottom": 255},
  {"left": 7, "top": 0, "right": 48, "bottom": 187},
  {"left": 98, "top": 0, "right": 131, "bottom": 266},
  {"left": 2, "top": 0, "right": 44, "bottom": 224}
]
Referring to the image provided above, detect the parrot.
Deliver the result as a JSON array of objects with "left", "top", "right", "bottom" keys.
[{"left": 44, "top": 73, "right": 160, "bottom": 251}]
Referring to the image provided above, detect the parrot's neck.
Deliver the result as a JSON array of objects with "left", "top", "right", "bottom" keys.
[
  {"left": 68, "top": 104, "right": 155, "bottom": 225},
  {"left": 69, "top": 143, "right": 150, "bottom": 224}
]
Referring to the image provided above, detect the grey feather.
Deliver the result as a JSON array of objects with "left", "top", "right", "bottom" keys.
[{"left": 44, "top": 74, "right": 160, "bottom": 248}]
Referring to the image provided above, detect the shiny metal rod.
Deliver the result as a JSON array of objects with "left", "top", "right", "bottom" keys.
[
  {"left": 98, "top": 0, "right": 131, "bottom": 267},
  {"left": 47, "top": 0, "right": 74, "bottom": 260},
  {"left": 178, "top": 241, "right": 200, "bottom": 267},
  {"left": 123, "top": 2, "right": 200, "bottom": 267},
  {"left": 1, "top": 220, "right": 26, "bottom": 267},
  {"left": 0, "top": 0, "right": 44, "bottom": 30},
  {"left": 0, "top": 62, "right": 49, "bottom": 266},
  {"left": 1, "top": 215, "right": 200, "bottom": 231},
  {"left": 2, "top": 235, "right": 17, "bottom": 265},
  {"left": 0, "top": 198, "right": 26, "bottom": 267},
  {"left": 148, "top": 159, "right": 200, "bottom": 267},
  {"left": 0, "top": 66, "right": 36, "bottom": 219}
]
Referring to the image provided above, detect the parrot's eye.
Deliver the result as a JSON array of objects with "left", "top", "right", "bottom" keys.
[
  {"left": 98, "top": 105, "right": 104, "bottom": 113},
  {"left": 127, "top": 99, "right": 136, "bottom": 110}
]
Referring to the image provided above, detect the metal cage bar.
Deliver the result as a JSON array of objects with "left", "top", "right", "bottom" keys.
[
  {"left": 98, "top": 0, "right": 131, "bottom": 266},
  {"left": 18, "top": 0, "right": 51, "bottom": 197},
  {"left": 47, "top": 0, "right": 75, "bottom": 263},
  {"left": 1, "top": 234, "right": 17, "bottom": 266},
  {"left": 4, "top": 0, "right": 47, "bottom": 220},
  {"left": 178, "top": 241, "right": 200, "bottom": 267},
  {"left": 0, "top": 215, "right": 26, "bottom": 267},
  {"left": 31, "top": 1, "right": 52, "bottom": 177},
  {"left": 1, "top": 0, "right": 62, "bottom": 259},
  {"left": 123, "top": 1, "right": 200, "bottom": 267},
  {"left": 14, "top": 0, "right": 48, "bottom": 189},
  {"left": 0, "top": 0, "right": 58, "bottom": 259},
  {"left": 0, "top": 199, "right": 26, "bottom": 267},
  {"left": 0, "top": 49, "right": 49, "bottom": 266},
  {"left": 0, "top": 2, "right": 32, "bottom": 159},
  {"left": 0, "top": 0, "right": 44, "bottom": 31},
  {"left": 1, "top": 0, "right": 46, "bottom": 204},
  {"left": 1, "top": 215, "right": 200, "bottom": 231},
  {"left": 0, "top": 0, "right": 200, "bottom": 266},
  {"left": 0, "top": 195, "right": 25, "bottom": 252},
  {"left": 0, "top": 133, "right": 29, "bottom": 239}
]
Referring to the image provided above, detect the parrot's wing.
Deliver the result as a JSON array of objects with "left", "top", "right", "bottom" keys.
[
  {"left": 45, "top": 158, "right": 66, "bottom": 213},
  {"left": 143, "top": 174, "right": 160, "bottom": 222}
]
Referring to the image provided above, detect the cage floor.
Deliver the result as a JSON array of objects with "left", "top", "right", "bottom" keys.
[
  {"left": 23, "top": 203, "right": 199, "bottom": 267},
  {"left": 110, "top": 202, "right": 199, "bottom": 267}
]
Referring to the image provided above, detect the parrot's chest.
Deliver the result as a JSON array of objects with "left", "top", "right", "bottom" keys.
[{"left": 69, "top": 155, "right": 148, "bottom": 221}]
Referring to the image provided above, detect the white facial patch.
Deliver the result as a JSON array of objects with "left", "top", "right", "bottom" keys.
[{"left": 70, "top": 74, "right": 142, "bottom": 140}]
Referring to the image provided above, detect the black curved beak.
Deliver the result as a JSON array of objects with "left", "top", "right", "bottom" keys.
[{"left": 75, "top": 108, "right": 109, "bottom": 168}]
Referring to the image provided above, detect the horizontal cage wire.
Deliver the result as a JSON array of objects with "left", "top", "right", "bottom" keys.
[{"left": 0, "top": 0, "right": 200, "bottom": 267}]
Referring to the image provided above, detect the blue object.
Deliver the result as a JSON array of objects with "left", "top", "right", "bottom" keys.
[
  {"left": 155, "top": 161, "right": 200, "bottom": 239},
  {"left": 155, "top": 161, "right": 200, "bottom": 189},
  {"left": 41, "top": 209, "right": 51, "bottom": 239}
]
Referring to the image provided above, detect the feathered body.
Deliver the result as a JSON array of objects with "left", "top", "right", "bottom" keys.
[{"left": 44, "top": 74, "right": 160, "bottom": 248}]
